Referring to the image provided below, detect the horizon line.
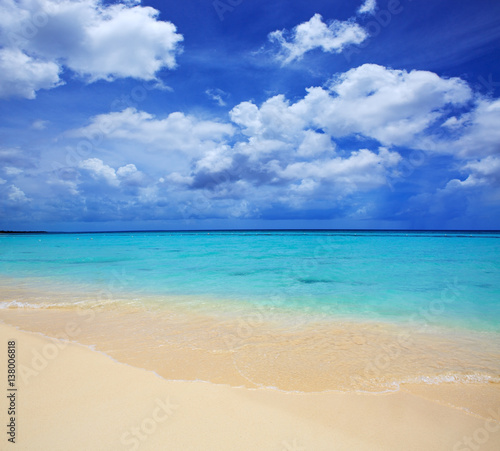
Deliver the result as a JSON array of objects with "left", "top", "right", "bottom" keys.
[{"left": 2, "top": 228, "right": 500, "bottom": 234}]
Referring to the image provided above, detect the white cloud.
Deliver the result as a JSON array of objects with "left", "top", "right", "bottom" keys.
[
  {"left": 278, "top": 148, "right": 401, "bottom": 191},
  {"left": 78, "top": 158, "right": 146, "bottom": 188},
  {"left": 188, "top": 88, "right": 403, "bottom": 200},
  {"left": 0, "top": 178, "right": 6, "bottom": 185},
  {"left": 358, "top": 0, "right": 377, "bottom": 15},
  {"left": 50, "top": 63, "right": 499, "bottom": 222},
  {"left": 450, "top": 98, "right": 500, "bottom": 158},
  {"left": 323, "top": 64, "right": 471, "bottom": 145},
  {"left": 0, "top": 0, "right": 183, "bottom": 98},
  {"left": 194, "top": 145, "right": 234, "bottom": 174},
  {"left": 408, "top": 153, "right": 500, "bottom": 222},
  {"left": 116, "top": 163, "right": 145, "bottom": 186},
  {"left": 297, "top": 130, "right": 335, "bottom": 157},
  {"left": 229, "top": 64, "right": 471, "bottom": 148},
  {"left": 71, "top": 107, "right": 234, "bottom": 156},
  {"left": 178, "top": 64, "right": 472, "bottom": 202},
  {"left": 7, "top": 185, "right": 30, "bottom": 203},
  {"left": 230, "top": 95, "right": 308, "bottom": 145},
  {"left": 229, "top": 95, "right": 336, "bottom": 164},
  {"left": 79, "top": 158, "right": 119, "bottom": 186},
  {"left": 3, "top": 167, "right": 24, "bottom": 176},
  {"left": 269, "top": 13, "right": 367, "bottom": 64},
  {"left": 445, "top": 155, "right": 500, "bottom": 191},
  {"left": 185, "top": 145, "right": 401, "bottom": 214},
  {"left": 205, "top": 88, "right": 227, "bottom": 107},
  {"left": 32, "top": 119, "right": 49, "bottom": 130},
  {"left": 116, "top": 163, "right": 138, "bottom": 178},
  {"left": 166, "top": 172, "right": 194, "bottom": 186},
  {"left": 441, "top": 114, "right": 471, "bottom": 129},
  {"left": 463, "top": 155, "right": 500, "bottom": 179},
  {"left": 0, "top": 48, "right": 61, "bottom": 99}
]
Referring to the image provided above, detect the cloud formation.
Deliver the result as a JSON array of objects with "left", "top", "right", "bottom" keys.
[
  {"left": 205, "top": 88, "right": 228, "bottom": 107},
  {"left": 446, "top": 98, "right": 500, "bottom": 158},
  {"left": 7, "top": 185, "right": 30, "bottom": 203},
  {"left": 0, "top": 48, "right": 61, "bottom": 99},
  {"left": 0, "top": 0, "right": 183, "bottom": 98},
  {"left": 71, "top": 107, "right": 235, "bottom": 156},
  {"left": 357, "top": 0, "right": 377, "bottom": 15},
  {"left": 269, "top": 13, "right": 367, "bottom": 64},
  {"left": 2, "top": 63, "right": 499, "bottom": 226},
  {"left": 79, "top": 158, "right": 146, "bottom": 188},
  {"left": 231, "top": 64, "right": 472, "bottom": 147}
]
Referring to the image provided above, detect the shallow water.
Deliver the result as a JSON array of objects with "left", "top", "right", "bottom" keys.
[
  {"left": 1, "top": 230, "right": 500, "bottom": 392},
  {"left": 1, "top": 230, "right": 499, "bottom": 330}
]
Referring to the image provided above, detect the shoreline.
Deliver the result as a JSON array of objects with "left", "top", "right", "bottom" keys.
[
  {"left": 1, "top": 322, "right": 499, "bottom": 450},
  {"left": 1, "top": 301, "right": 500, "bottom": 394},
  {"left": 1, "top": 274, "right": 499, "bottom": 334}
]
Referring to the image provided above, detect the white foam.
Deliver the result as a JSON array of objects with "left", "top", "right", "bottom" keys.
[{"left": 400, "top": 373, "right": 500, "bottom": 385}]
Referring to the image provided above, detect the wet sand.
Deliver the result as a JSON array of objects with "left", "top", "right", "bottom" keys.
[
  {"left": 1, "top": 323, "right": 500, "bottom": 451},
  {"left": 1, "top": 278, "right": 500, "bottom": 450}
]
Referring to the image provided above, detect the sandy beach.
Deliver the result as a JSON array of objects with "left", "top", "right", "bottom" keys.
[
  {"left": 1, "top": 321, "right": 499, "bottom": 451},
  {"left": 1, "top": 0, "right": 499, "bottom": 446}
]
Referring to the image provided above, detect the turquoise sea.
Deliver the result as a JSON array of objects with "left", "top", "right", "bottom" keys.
[{"left": 1, "top": 230, "right": 499, "bottom": 332}]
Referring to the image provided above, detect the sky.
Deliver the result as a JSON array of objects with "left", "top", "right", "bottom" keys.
[{"left": 0, "top": 0, "right": 499, "bottom": 231}]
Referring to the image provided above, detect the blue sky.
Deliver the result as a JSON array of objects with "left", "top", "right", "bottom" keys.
[{"left": 0, "top": 0, "right": 499, "bottom": 231}]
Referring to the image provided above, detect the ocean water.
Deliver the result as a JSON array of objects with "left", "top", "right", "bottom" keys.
[
  {"left": 1, "top": 230, "right": 499, "bottom": 332},
  {"left": 1, "top": 230, "right": 500, "bottom": 392}
]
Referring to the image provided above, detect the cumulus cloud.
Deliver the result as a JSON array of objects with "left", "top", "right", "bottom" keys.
[
  {"left": 269, "top": 14, "right": 367, "bottom": 64},
  {"left": 186, "top": 150, "right": 401, "bottom": 215},
  {"left": 448, "top": 156, "right": 500, "bottom": 189},
  {"left": 169, "top": 65, "right": 483, "bottom": 217},
  {"left": 0, "top": 48, "right": 61, "bottom": 99},
  {"left": 323, "top": 64, "right": 471, "bottom": 144},
  {"left": 448, "top": 98, "right": 500, "bottom": 157},
  {"left": 71, "top": 107, "right": 234, "bottom": 156},
  {"left": 7, "top": 185, "right": 30, "bottom": 203},
  {"left": 59, "top": 64, "right": 483, "bottom": 220},
  {"left": 0, "top": 0, "right": 183, "bottom": 98},
  {"left": 231, "top": 64, "right": 472, "bottom": 147},
  {"left": 464, "top": 156, "right": 500, "bottom": 180},
  {"left": 228, "top": 94, "right": 336, "bottom": 168},
  {"left": 79, "top": 158, "right": 121, "bottom": 186},
  {"left": 278, "top": 148, "right": 400, "bottom": 188},
  {"left": 78, "top": 158, "right": 145, "bottom": 188},
  {"left": 186, "top": 85, "right": 403, "bottom": 206},
  {"left": 5, "top": 62, "right": 497, "bottom": 225},
  {"left": 358, "top": 0, "right": 377, "bottom": 15}
]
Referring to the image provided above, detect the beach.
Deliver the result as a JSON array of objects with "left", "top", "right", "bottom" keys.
[
  {"left": 1, "top": 231, "right": 499, "bottom": 449},
  {"left": 1, "top": 0, "right": 499, "bottom": 446},
  {"left": 1, "top": 322, "right": 500, "bottom": 451}
]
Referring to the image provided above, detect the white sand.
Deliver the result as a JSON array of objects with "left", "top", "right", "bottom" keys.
[{"left": 1, "top": 323, "right": 499, "bottom": 451}]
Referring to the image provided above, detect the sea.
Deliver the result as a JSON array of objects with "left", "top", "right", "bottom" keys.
[{"left": 1, "top": 230, "right": 499, "bottom": 392}]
